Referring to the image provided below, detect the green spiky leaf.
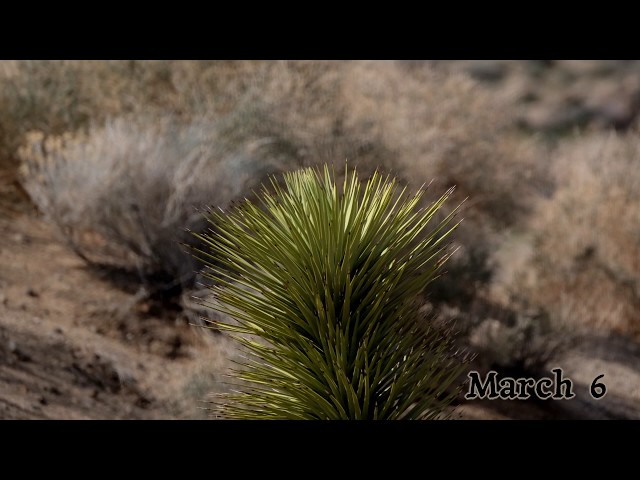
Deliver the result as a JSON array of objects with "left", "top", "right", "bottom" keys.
[{"left": 192, "top": 164, "right": 467, "bottom": 419}]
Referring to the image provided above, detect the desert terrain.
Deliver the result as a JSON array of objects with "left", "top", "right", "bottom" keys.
[{"left": 1, "top": 60, "right": 639, "bottom": 419}]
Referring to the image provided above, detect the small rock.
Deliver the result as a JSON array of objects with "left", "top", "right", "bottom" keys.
[
  {"left": 26, "top": 288, "right": 39, "bottom": 298},
  {"left": 0, "top": 292, "right": 6, "bottom": 305},
  {"left": 38, "top": 396, "right": 48, "bottom": 406}
]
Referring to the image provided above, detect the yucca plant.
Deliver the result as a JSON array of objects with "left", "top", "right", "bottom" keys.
[{"left": 191, "top": 164, "right": 467, "bottom": 419}]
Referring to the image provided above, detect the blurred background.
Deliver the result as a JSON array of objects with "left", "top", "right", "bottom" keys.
[{"left": 0, "top": 60, "right": 638, "bottom": 419}]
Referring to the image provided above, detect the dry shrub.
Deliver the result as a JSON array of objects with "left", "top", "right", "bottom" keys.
[
  {"left": 494, "top": 130, "right": 640, "bottom": 338},
  {"left": 18, "top": 115, "right": 297, "bottom": 289}
]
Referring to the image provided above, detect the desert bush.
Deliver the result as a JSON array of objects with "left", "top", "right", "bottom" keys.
[
  {"left": 18, "top": 114, "right": 298, "bottom": 289},
  {"left": 193, "top": 165, "right": 467, "bottom": 419},
  {"left": 492, "top": 130, "right": 640, "bottom": 338}
]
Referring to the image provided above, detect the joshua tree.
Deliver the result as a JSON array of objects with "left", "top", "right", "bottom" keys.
[{"left": 191, "top": 164, "right": 467, "bottom": 419}]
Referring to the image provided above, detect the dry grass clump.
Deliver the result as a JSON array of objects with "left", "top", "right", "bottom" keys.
[{"left": 492, "top": 130, "right": 640, "bottom": 339}]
